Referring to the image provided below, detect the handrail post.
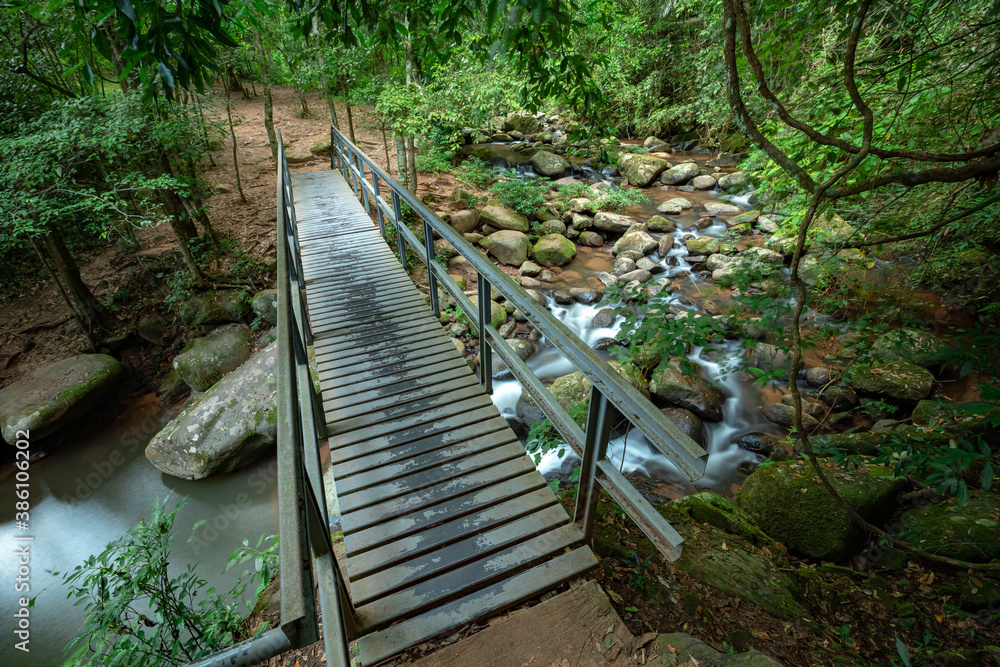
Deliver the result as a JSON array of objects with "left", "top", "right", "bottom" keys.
[
  {"left": 373, "top": 176, "right": 386, "bottom": 236},
  {"left": 358, "top": 154, "right": 370, "bottom": 213},
  {"left": 392, "top": 191, "right": 406, "bottom": 268},
  {"left": 423, "top": 219, "right": 439, "bottom": 317},
  {"left": 330, "top": 127, "right": 336, "bottom": 170},
  {"left": 575, "top": 386, "right": 613, "bottom": 544},
  {"left": 476, "top": 273, "right": 493, "bottom": 393}
]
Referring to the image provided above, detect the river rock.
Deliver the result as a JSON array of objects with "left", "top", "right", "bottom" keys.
[
  {"left": 172, "top": 324, "right": 252, "bottom": 392},
  {"left": 656, "top": 201, "right": 683, "bottom": 215},
  {"left": 618, "top": 154, "right": 669, "bottom": 187},
  {"left": 577, "top": 231, "right": 603, "bottom": 247},
  {"left": 569, "top": 287, "right": 601, "bottom": 304},
  {"left": 179, "top": 290, "right": 250, "bottom": 327},
  {"left": 703, "top": 201, "right": 741, "bottom": 215},
  {"left": 612, "top": 229, "right": 657, "bottom": 256},
  {"left": 660, "top": 162, "right": 700, "bottom": 185},
  {"left": 691, "top": 174, "right": 717, "bottom": 190},
  {"left": 0, "top": 354, "right": 123, "bottom": 443},
  {"left": 536, "top": 219, "right": 566, "bottom": 235},
  {"left": 706, "top": 254, "right": 731, "bottom": 272},
  {"left": 592, "top": 309, "right": 616, "bottom": 328},
  {"left": 449, "top": 209, "right": 480, "bottom": 234},
  {"left": 658, "top": 234, "right": 674, "bottom": 255},
  {"left": 481, "top": 230, "right": 529, "bottom": 266},
  {"left": 491, "top": 338, "right": 539, "bottom": 378},
  {"left": 515, "top": 390, "right": 545, "bottom": 425},
  {"left": 503, "top": 111, "right": 542, "bottom": 135},
  {"left": 251, "top": 289, "right": 278, "bottom": 326},
  {"left": 806, "top": 367, "right": 833, "bottom": 387},
  {"left": 869, "top": 328, "right": 946, "bottom": 369},
  {"left": 735, "top": 459, "right": 908, "bottom": 560},
  {"left": 717, "top": 171, "right": 748, "bottom": 191},
  {"left": 529, "top": 150, "right": 571, "bottom": 177},
  {"left": 570, "top": 212, "right": 593, "bottom": 230},
  {"left": 617, "top": 269, "right": 653, "bottom": 284},
  {"left": 746, "top": 343, "right": 793, "bottom": 376},
  {"left": 649, "top": 359, "right": 724, "bottom": 421},
  {"left": 820, "top": 384, "right": 859, "bottom": 409},
  {"left": 848, "top": 361, "right": 936, "bottom": 401},
  {"left": 469, "top": 295, "right": 508, "bottom": 329},
  {"left": 896, "top": 492, "right": 1000, "bottom": 563},
  {"left": 157, "top": 369, "right": 190, "bottom": 406},
  {"left": 735, "top": 432, "right": 781, "bottom": 456},
  {"left": 137, "top": 315, "right": 170, "bottom": 346},
  {"left": 593, "top": 211, "right": 640, "bottom": 233},
  {"left": 660, "top": 407, "right": 706, "bottom": 446},
  {"left": 613, "top": 256, "right": 637, "bottom": 274},
  {"left": 479, "top": 205, "right": 529, "bottom": 233},
  {"left": 643, "top": 136, "right": 670, "bottom": 151},
  {"left": 762, "top": 403, "right": 820, "bottom": 430},
  {"left": 636, "top": 257, "right": 661, "bottom": 273},
  {"left": 548, "top": 371, "right": 591, "bottom": 415},
  {"left": 686, "top": 237, "right": 737, "bottom": 256},
  {"left": 645, "top": 215, "right": 676, "bottom": 233},
  {"left": 146, "top": 343, "right": 279, "bottom": 480},
  {"left": 532, "top": 234, "right": 577, "bottom": 267}
]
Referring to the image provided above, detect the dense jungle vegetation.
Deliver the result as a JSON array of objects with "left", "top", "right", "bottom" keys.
[{"left": 2, "top": 0, "right": 1000, "bottom": 665}]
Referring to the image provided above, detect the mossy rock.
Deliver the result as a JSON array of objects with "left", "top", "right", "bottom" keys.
[
  {"left": 870, "top": 328, "right": 947, "bottom": 369},
  {"left": 309, "top": 140, "right": 331, "bottom": 154},
  {"left": 251, "top": 289, "right": 278, "bottom": 326},
  {"left": 468, "top": 295, "right": 507, "bottom": 329},
  {"left": 547, "top": 371, "right": 591, "bottom": 423},
  {"left": 896, "top": 492, "right": 1000, "bottom": 563},
  {"left": 686, "top": 237, "right": 737, "bottom": 256},
  {"left": 848, "top": 361, "right": 937, "bottom": 401},
  {"left": 179, "top": 290, "right": 251, "bottom": 327},
  {"left": 532, "top": 234, "right": 577, "bottom": 267},
  {"left": 669, "top": 492, "right": 773, "bottom": 548},
  {"left": 0, "top": 354, "right": 123, "bottom": 443},
  {"left": 735, "top": 459, "right": 909, "bottom": 561},
  {"left": 618, "top": 153, "right": 669, "bottom": 187},
  {"left": 172, "top": 324, "right": 252, "bottom": 392},
  {"left": 655, "top": 633, "right": 784, "bottom": 666}
]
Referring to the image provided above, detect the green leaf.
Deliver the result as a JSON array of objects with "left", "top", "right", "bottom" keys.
[{"left": 895, "top": 636, "right": 912, "bottom": 667}]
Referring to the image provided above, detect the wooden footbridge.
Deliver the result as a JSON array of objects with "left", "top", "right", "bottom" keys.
[{"left": 188, "top": 129, "right": 708, "bottom": 667}]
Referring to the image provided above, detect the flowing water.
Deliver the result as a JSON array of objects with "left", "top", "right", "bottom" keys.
[
  {"left": 468, "top": 144, "right": 782, "bottom": 492},
  {"left": 0, "top": 395, "right": 279, "bottom": 667}
]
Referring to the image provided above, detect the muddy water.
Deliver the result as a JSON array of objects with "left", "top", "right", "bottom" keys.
[
  {"left": 468, "top": 145, "right": 781, "bottom": 491},
  {"left": 0, "top": 395, "right": 279, "bottom": 667}
]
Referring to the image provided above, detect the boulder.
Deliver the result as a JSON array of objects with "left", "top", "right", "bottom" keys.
[
  {"left": 492, "top": 338, "right": 539, "bottom": 377},
  {"left": 479, "top": 205, "right": 529, "bottom": 233},
  {"left": 741, "top": 246, "right": 784, "bottom": 266},
  {"left": 179, "top": 290, "right": 250, "bottom": 327},
  {"left": 654, "top": 633, "right": 784, "bottom": 666},
  {"left": 593, "top": 211, "right": 640, "bottom": 233},
  {"left": 532, "top": 234, "right": 577, "bottom": 267},
  {"left": 660, "top": 162, "right": 700, "bottom": 185},
  {"left": 691, "top": 174, "right": 717, "bottom": 190},
  {"left": 577, "top": 231, "right": 604, "bottom": 247},
  {"left": 146, "top": 343, "right": 279, "bottom": 479},
  {"left": 548, "top": 371, "right": 591, "bottom": 415},
  {"left": 137, "top": 315, "right": 170, "bottom": 346},
  {"left": 503, "top": 112, "right": 543, "bottom": 135},
  {"left": 536, "top": 219, "right": 566, "bottom": 235},
  {"left": 686, "top": 237, "right": 737, "bottom": 256},
  {"left": 735, "top": 459, "right": 907, "bottom": 560},
  {"left": 617, "top": 269, "right": 652, "bottom": 284},
  {"left": 746, "top": 343, "right": 793, "bottom": 376},
  {"left": 848, "top": 361, "right": 936, "bottom": 401},
  {"left": 612, "top": 229, "right": 658, "bottom": 256},
  {"left": 762, "top": 403, "right": 819, "bottom": 430},
  {"left": 519, "top": 260, "right": 542, "bottom": 276},
  {"left": 645, "top": 215, "right": 677, "bottom": 233},
  {"left": 528, "top": 151, "right": 571, "bottom": 177},
  {"left": 569, "top": 287, "right": 601, "bottom": 304},
  {"left": 642, "top": 136, "right": 670, "bottom": 151},
  {"left": 251, "top": 289, "right": 278, "bottom": 326},
  {"left": 449, "top": 209, "right": 480, "bottom": 234},
  {"left": 659, "top": 197, "right": 692, "bottom": 213},
  {"left": 515, "top": 390, "right": 545, "bottom": 425},
  {"left": 703, "top": 201, "right": 742, "bottom": 215},
  {"left": 660, "top": 407, "right": 706, "bottom": 446},
  {"left": 0, "top": 354, "right": 123, "bottom": 443},
  {"left": 717, "top": 171, "right": 748, "bottom": 191},
  {"left": 649, "top": 359, "right": 724, "bottom": 421},
  {"left": 896, "top": 493, "right": 1000, "bottom": 563},
  {"left": 869, "top": 328, "right": 947, "bottom": 369},
  {"left": 157, "top": 369, "right": 190, "bottom": 406},
  {"left": 658, "top": 234, "right": 675, "bottom": 255},
  {"left": 172, "top": 324, "right": 253, "bottom": 392},
  {"left": 481, "top": 230, "right": 530, "bottom": 266},
  {"left": 469, "top": 295, "right": 508, "bottom": 329},
  {"left": 618, "top": 154, "right": 669, "bottom": 187}
]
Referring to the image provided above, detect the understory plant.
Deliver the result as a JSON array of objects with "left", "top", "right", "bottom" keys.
[
  {"left": 55, "top": 496, "right": 278, "bottom": 666},
  {"left": 488, "top": 177, "right": 550, "bottom": 216}
]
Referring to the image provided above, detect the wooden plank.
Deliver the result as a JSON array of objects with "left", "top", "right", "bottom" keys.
[
  {"left": 349, "top": 504, "right": 571, "bottom": 605},
  {"left": 325, "top": 375, "right": 480, "bottom": 430},
  {"left": 340, "top": 457, "right": 538, "bottom": 532},
  {"left": 345, "top": 487, "right": 558, "bottom": 579},
  {"left": 328, "top": 395, "right": 495, "bottom": 449},
  {"left": 320, "top": 347, "right": 460, "bottom": 385},
  {"left": 317, "top": 331, "right": 452, "bottom": 372},
  {"left": 327, "top": 384, "right": 483, "bottom": 432},
  {"left": 327, "top": 404, "right": 502, "bottom": 455},
  {"left": 354, "top": 525, "right": 586, "bottom": 629},
  {"left": 310, "top": 302, "right": 436, "bottom": 332},
  {"left": 330, "top": 415, "right": 510, "bottom": 467},
  {"left": 322, "top": 367, "right": 479, "bottom": 415},
  {"left": 312, "top": 309, "right": 439, "bottom": 338},
  {"left": 308, "top": 290, "right": 426, "bottom": 319},
  {"left": 319, "top": 357, "right": 470, "bottom": 394},
  {"left": 312, "top": 320, "right": 444, "bottom": 353},
  {"left": 337, "top": 443, "right": 527, "bottom": 514}
]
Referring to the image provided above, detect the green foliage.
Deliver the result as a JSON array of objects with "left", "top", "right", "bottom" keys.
[
  {"left": 455, "top": 157, "right": 502, "bottom": 190},
  {"left": 595, "top": 187, "right": 650, "bottom": 213},
  {"left": 55, "top": 496, "right": 277, "bottom": 666},
  {"left": 488, "top": 178, "right": 550, "bottom": 217}
]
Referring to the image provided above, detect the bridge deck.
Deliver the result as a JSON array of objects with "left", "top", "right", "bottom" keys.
[{"left": 291, "top": 170, "right": 597, "bottom": 665}]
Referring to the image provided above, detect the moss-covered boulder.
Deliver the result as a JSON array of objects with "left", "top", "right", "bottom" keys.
[
  {"left": 896, "top": 492, "right": 1000, "bottom": 563},
  {"left": 735, "top": 459, "right": 908, "bottom": 561},
  {"left": 532, "top": 234, "right": 577, "bottom": 267},
  {"left": 172, "top": 324, "right": 252, "bottom": 392},
  {"left": 612, "top": 229, "right": 658, "bottom": 256},
  {"left": 503, "top": 111, "right": 542, "bottom": 135},
  {"left": 870, "top": 328, "right": 947, "bottom": 369},
  {"left": 686, "top": 237, "right": 737, "bottom": 256},
  {"left": 649, "top": 358, "right": 725, "bottom": 422},
  {"left": 528, "top": 150, "right": 570, "bottom": 177},
  {"left": 618, "top": 153, "right": 669, "bottom": 187},
  {"left": 848, "top": 361, "right": 936, "bottom": 401},
  {"left": 481, "top": 230, "right": 529, "bottom": 266},
  {"left": 251, "top": 289, "right": 278, "bottom": 326},
  {"left": 0, "top": 354, "right": 123, "bottom": 443},
  {"left": 146, "top": 343, "right": 278, "bottom": 479},
  {"left": 548, "top": 371, "right": 591, "bottom": 415},
  {"left": 179, "top": 290, "right": 250, "bottom": 327},
  {"left": 469, "top": 295, "right": 508, "bottom": 329},
  {"left": 479, "top": 204, "right": 529, "bottom": 233},
  {"left": 660, "top": 162, "right": 700, "bottom": 185}
]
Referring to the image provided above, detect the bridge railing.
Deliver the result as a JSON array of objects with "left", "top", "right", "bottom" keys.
[
  {"left": 183, "top": 131, "right": 352, "bottom": 667},
  {"left": 329, "top": 127, "right": 709, "bottom": 561}
]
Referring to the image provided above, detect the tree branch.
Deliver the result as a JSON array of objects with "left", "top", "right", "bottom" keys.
[{"left": 841, "top": 193, "right": 1000, "bottom": 248}]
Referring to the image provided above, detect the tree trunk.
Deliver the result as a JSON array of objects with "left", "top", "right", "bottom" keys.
[
  {"left": 407, "top": 135, "right": 417, "bottom": 192},
  {"left": 341, "top": 76, "right": 356, "bottom": 143},
  {"left": 253, "top": 31, "right": 278, "bottom": 164},
  {"left": 222, "top": 77, "right": 246, "bottom": 202},
  {"left": 40, "top": 218, "right": 116, "bottom": 332},
  {"left": 28, "top": 235, "right": 97, "bottom": 351},
  {"left": 381, "top": 121, "right": 393, "bottom": 177},
  {"left": 395, "top": 134, "right": 408, "bottom": 189}
]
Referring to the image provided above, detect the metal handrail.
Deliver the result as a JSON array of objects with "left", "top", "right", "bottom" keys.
[
  {"left": 185, "top": 132, "right": 352, "bottom": 667},
  {"left": 329, "top": 127, "right": 709, "bottom": 560}
]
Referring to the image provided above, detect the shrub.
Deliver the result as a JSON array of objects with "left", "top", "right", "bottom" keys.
[
  {"left": 455, "top": 156, "right": 502, "bottom": 189},
  {"left": 488, "top": 178, "right": 550, "bottom": 217}
]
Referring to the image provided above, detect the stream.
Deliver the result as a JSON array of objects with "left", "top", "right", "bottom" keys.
[
  {"left": 0, "top": 395, "right": 279, "bottom": 667},
  {"left": 469, "top": 144, "right": 784, "bottom": 493}
]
